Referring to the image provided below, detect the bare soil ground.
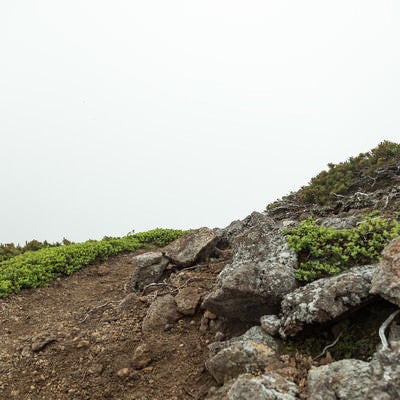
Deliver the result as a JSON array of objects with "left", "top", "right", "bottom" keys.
[{"left": 0, "top": 250, "right": 237, "bottom": 400}]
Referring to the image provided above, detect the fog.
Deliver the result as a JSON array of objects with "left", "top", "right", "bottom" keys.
[{"left": 1, "top": 1, "right": 399, "bottom": 244}]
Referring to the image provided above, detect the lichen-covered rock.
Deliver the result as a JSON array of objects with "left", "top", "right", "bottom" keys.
[
  {"left": 260, "top": 315, "right": 281, "bottom": 336},
  {"left": 205, "top": 327, "right": 279, "bottom": 384},
  {"left": 162, "top": 227, "right": 218, "bottom": 267},
  {"left": 279, "top": 265, "right": 376, "bottom": 337},
  {"left": 206, "top": 341, "right": 277, "bottom": 385},
  {"left": 307, "top": 344, "right": 400, "bottom": 400},
  {"left": 316, "top": 216, "right": 357, "bottom": 229},
  {"left": 142, "top": 295, "right": 181, "bottom": 333},
  {"left": 214, "top": 212, "right": 273, "bottom": 247},
  {"left": 370, "top": 237, "right": 400, "bottom": 306},
  {"left": 206, "top": 373, "right": 299, "bottom": 400},
  {"left": 203, "top": 214, "right": 298, "bottom": 321},
  {"left": 307, "top": 359, "right": 371, "bottom": 400},
  {"left": 208, "top": 326, "right": 278, "bottom": 356},
  {"left": 130, "top": 251, "right": 169, "bottom": 291}
]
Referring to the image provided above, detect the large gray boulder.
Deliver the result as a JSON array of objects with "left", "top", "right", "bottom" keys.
[
  {"left": 279, "top": 265, "right": 376, "bottom": 337},
  {"left": 307, "top": 342, "right": 400, "bottom": 400},
  {"left": 206, "top": 373, "right": 299, "bottom": 400},
  {"left": 130, "top": 251, "right": 169, "bottom": 291},
  {"left": 370, "top": 237, "right": 400, "bottom": 306},
  {"left": 162, "top": 227, "right": 218, "bottom": 267},
  {"left": 205, "top": 326, "right": 279, "bottom": 385},
  {"left": 203, "top": 213, "right": 298, "bottom": 321}
]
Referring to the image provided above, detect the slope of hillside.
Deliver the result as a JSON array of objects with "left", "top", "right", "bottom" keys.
[
  {"left": 0, "top": 252, "right": 229, "bottom": 399},
  {"left": 1, "top": 141, "right": 400, "bottom": 399}
]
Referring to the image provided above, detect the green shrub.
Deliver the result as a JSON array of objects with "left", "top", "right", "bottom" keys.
[
  {"left": 0, "top": 239, "right": 69, "bottom": 262},
  {"left": 0, "top": 228, "right": 185, "bottom": 298},
  {"left": 298, "top": 141, "right": 400, "bottom": 205},
  {"left": 284, "top": 214, "right": 400, "bottom": 282}
]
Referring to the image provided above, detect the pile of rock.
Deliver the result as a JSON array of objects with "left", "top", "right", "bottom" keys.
[{"left": 128, "top": 213, "right": 400, "bottom": 399}]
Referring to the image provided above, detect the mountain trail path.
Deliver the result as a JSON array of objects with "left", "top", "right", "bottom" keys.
[{"left": 0, "top": 250, "right": 238, "bottom": 400}]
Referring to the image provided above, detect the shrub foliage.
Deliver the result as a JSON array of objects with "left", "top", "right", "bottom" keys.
[
  {"left": 284, "top": 214, "right": 400, "bottom": 282},
  {"left": 0, "top": 228, "right": 184, "bottom": 298},
  {"left": 298, "top": 141, "right": 400, "bottom": 205}
]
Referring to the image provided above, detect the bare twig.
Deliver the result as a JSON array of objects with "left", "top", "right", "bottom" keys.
[
  {"left": 313, "top": 332, "right": 343, "bottom": 361},
  {"left": 78, "top": 300, "right": 121, "bottom": 324},
  {"left": 332, "top": 193, "right": 346, "bottom": 198},
  {"left": 141, "top": 277, "right": 198, "bottom": 297},
  {"left": 142, "top": 280, "right": 177, "bottom": 295},
  {"left": 379, "top": 310, "right": 400, "bottom": 351}
]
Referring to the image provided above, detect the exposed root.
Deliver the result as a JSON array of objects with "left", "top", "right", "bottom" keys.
[
  {"left": 78, "top": 300, "right": 122, "bottom": 323},
  {"left": 313, "top": 332, "right": 343, "bottom": 361},
  {"left": 379, "top": 309, "right": 400, "bottom": 350}
]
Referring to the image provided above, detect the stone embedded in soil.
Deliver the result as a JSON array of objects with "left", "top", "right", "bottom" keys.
[
  {"left": 31, "top": 335, "right": 57, "bottom": 352},
  {"left": 162, "top": 227, "right": 219, "bottom": 267},
  {"left": 142, "top": 294, "right": 182, "bottom": 333},
  {"left": 175, "top": 287, "right": 201, "bottom": 315},
  {"left": 131, "top": 343, "right": 153, "bottom": 369},
  {"left": 203, "top": 213, "right": 298, "bottom": 321},
  {"left": 279, "top": 264, "right": 377, "bottom": 337},
  {"left": 130, "top": 251, "right": 169, "bottom": 291},
  {"left": 370, "top": 236, "right": 400, "bottom": 307},
  {"left": 117, "top": 292, "right": 143, "bottom": 313},
  {"left": 97, "top": 265, "right": 111, "bottom": 276}
]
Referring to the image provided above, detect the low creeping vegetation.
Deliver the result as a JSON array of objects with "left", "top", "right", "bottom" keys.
[
  {"left": 0, "top": 239, "right": 70, "bottom": 263},
  {"left": 298, "top": 140, "right": 400, "bottom": 205},
  {"left": 0, "top": 228, "right": 185, "bottom": 298},
  {"left": 284, "top": 214, "right": 400, "bottom": 282}
]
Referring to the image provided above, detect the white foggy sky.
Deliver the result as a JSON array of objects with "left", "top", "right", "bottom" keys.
[{"left": 1, "top": 1, "right": 399, "bottom": 244}]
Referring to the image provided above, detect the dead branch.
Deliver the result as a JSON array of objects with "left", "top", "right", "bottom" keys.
[
  {"left": 313, "top": 332, "right": 343, "bottom": 361},
  {"left": 379, "top": 310, "right": 400, "bottom": 351},
  {"left": 142, "top": 280, "right": 177, "bottom": 295},
  {"left": 332, "top": 193, "right": 346, "bottom": 198},
  {"left": 79, "top": 300, "right": 121, "bottom": 324}
]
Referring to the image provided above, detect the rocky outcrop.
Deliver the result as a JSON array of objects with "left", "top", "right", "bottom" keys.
[
  {"left": 203, "top": 213, "right": 298, "bottom": 321},
  {"left": 206, "top": 373, "right": 299, "bottom": 400},
  {"left": 162, "top": 227, "right": 218, "bottom": 267},
  {"left": 279, "top": 265, "right": 376, "bottom": 337},
  {"left": 370, "top": 237, "right": 400, "bottom": 306},
  {"left": 130, "top": 251, "right": 169, "bottom": 291},
  {"left": 307, "top": 342, "right": 400, "bottom": 399}
]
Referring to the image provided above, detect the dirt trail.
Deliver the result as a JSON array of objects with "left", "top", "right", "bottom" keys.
[{"left": 0, "top": 251, "right": 235, "bottom": 400}]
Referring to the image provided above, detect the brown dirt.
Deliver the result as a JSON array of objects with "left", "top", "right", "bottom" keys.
[{"left": 0, "top": 250, "right": 236, "bottom": 400}]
